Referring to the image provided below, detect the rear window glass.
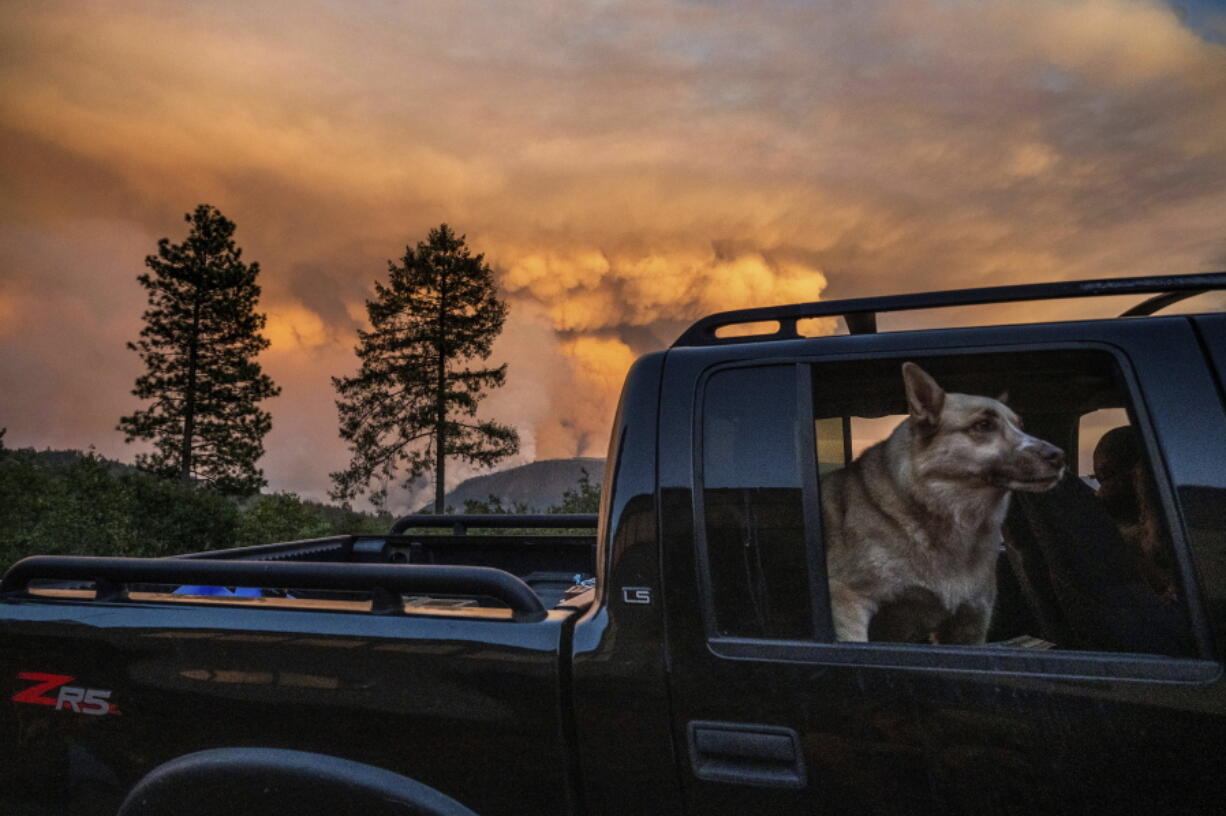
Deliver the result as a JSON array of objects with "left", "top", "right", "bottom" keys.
[{"left": 702, "top": 366, "right": 812, "bottom": 639}]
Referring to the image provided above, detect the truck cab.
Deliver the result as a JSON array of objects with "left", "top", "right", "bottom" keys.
[{"left": 581, "top": 274, "right": 1226, "bottom": 815}]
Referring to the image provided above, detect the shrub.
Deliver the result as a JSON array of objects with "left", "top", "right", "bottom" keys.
[
  {"left": 0, "top": 448, "right": 242, "bottom": 570},
  {"left": 237, "top": 492, "right": 332, "bottom": 548}
]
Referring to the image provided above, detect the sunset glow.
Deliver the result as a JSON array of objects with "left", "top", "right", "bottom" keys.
[{"left": 2, "top": 0, "right": 1225, "bottom": 506}]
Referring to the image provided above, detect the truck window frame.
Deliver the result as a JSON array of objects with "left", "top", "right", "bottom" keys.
[{"left": 692, "top": 342, "right": 1219, "bottom": 683}]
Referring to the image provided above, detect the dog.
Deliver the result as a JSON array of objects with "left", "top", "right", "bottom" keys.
[{"left": 822, "top": 362, "right": 1065, "bottom": 643}]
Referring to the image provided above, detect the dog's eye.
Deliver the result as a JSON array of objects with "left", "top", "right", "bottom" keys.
[{"left": 970, "top": 418, "right": 995, "bottom": 433}]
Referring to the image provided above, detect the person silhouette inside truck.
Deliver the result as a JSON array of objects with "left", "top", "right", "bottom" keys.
[{"left": 1092, "top": 425, "right": 1177, "bottom": 602}]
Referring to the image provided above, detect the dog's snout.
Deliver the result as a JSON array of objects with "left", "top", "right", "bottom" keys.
[{"left": 1041, "top": 444, "right": 1065, "bottom": 469}]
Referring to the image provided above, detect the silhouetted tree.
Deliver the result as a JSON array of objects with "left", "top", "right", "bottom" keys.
[
  {"left": 331, "top": 224, "right": 519, "bottom": 511},
  {"left": 237, "top": 492, "right": 332, "bottom": 547},
  {"left": 118, "top": 204, "right": 280, "bottom": 495},
  {"left": 549, "top": 468, "right": 602, "bottom": 513},
  {"left": 463, "top": 494, "right": 533, "bottom": 515}
]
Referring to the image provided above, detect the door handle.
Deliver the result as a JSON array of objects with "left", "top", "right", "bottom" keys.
[{"left": 687, "top": 721, "right": 806, "bottom": 789}]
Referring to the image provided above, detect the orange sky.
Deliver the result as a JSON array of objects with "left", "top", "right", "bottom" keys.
[{"left": 2, "top": 0, "right": 1225, "bottom": 508}]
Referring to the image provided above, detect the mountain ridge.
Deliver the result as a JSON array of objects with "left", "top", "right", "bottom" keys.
[{"left": 438, "top": 457, "right": 605, "bottom": 513}]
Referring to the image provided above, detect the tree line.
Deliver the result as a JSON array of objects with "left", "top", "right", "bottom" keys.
[
  {"left": 117, "top": 204, "right": 538, "bottom": 510},
  {"left": 0, "top": 435, "right": 391, "bottom": 571},
  {"left": 0, "top": 437, "right": 598, "bottom": 572}
]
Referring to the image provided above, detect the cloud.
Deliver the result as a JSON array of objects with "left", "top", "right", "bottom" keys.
[
  {"left": 264, "top": 302, "right": 332, "bottom": 352},
  {"left": 0, "top": 220, "right": 152, "bottom": 455},
  {"left": 2, "top": 0, "right": 1225, "bottom": 505}
]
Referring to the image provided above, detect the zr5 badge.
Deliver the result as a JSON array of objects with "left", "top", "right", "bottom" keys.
[{"left": 12, "top": 672, "right": 120, "bottom": 716}]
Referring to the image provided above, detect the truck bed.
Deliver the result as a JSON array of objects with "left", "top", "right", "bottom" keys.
[
  {"left": 0, "top": 516, "right": 598, "bottom": 816},
  {"left": 184, "top": 514, "right": 597, "bottom": 610}
]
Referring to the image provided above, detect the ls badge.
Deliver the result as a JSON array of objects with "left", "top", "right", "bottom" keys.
[{"left": 621, "top": 587, "right": 653, "bottom": 605}]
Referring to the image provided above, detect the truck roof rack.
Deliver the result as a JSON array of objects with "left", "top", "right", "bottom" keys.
[{"left": 672, "top": 271, "right": 1226, "bottom": 348}]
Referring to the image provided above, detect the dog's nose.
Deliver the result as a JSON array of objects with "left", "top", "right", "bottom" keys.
[{"left": 1042, "top": 444, "right": 1065, "bottom": 469}]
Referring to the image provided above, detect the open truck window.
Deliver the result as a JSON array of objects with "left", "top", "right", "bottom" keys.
[{"left": 699, "top": 350, "right": 1197, "bottom": 658}]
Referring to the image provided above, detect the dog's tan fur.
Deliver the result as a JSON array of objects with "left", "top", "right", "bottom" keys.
[{"left": 822, "top": 363, "right": 1065, "bottom": 643}]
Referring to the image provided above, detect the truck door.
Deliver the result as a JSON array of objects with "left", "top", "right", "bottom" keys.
[{"left": 660, "top": 319, "right": 1226, "bottom": 816}]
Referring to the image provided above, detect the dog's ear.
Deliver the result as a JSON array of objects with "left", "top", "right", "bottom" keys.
[
  {"left": 902, "top": 362, "right": 945, "bottom": 430},
  {"left": 996, "top": 390, "right": 1010, "bottom": 405}
]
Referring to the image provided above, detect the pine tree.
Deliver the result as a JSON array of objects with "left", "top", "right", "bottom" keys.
[
  {"left": 331, "top": 224, "right": 519, "bottom": 511},
  {"left": 118, "top": 204, "right": 280, "bottom": 495},
  {"left": 549, "top": 468, "right": 602, "bottom": 514}
]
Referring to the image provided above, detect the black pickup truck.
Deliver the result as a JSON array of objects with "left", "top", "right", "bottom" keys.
[{"left": 3, "top": 273, "right": 1225, "bottom": 816}]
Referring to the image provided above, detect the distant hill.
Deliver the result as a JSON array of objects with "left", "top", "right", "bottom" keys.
[
  {"left": 440, "top": 457, "right": 605, "bottom": 513},
  {"left": 10, "top": 447, "right": 138, "bottom": 476}
]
